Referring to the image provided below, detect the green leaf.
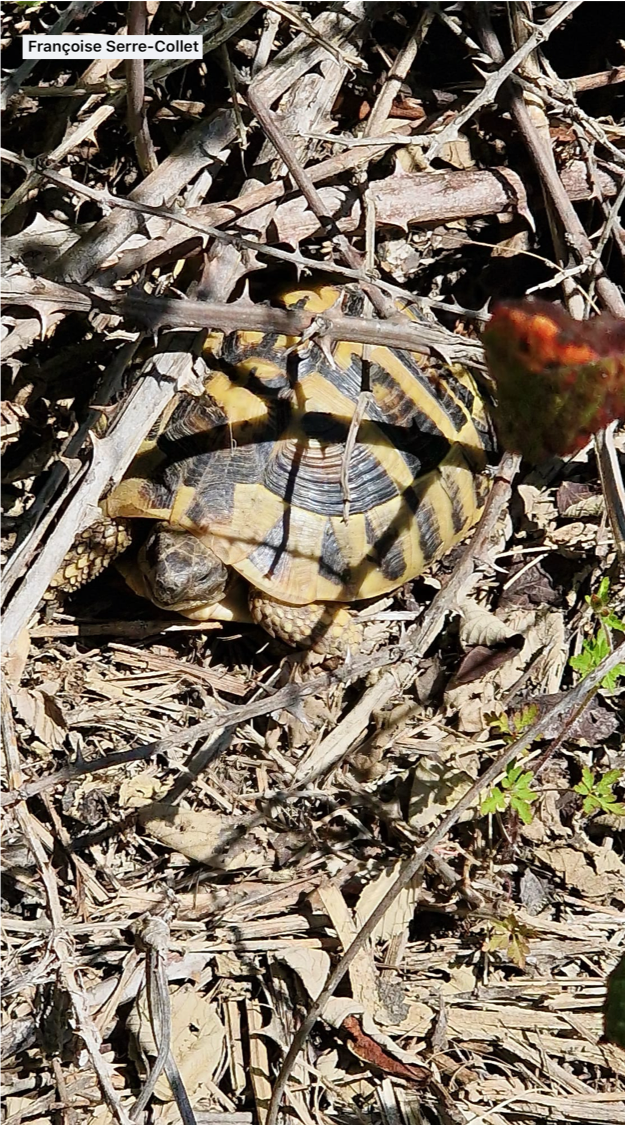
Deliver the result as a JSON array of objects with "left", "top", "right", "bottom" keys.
[
  {"left": 582, "top": 793, "right": 601, "bottom": 815},
  {"left": 570, "top": 631, "right": 623, "bottom": 692},
  {"left": 575, "top": 768, "right": 625, "bottom": 817},
  {"left": 603, "top": 612, "right": 625, "bottom": 632},
  {"left": 595, "top": 769, "right": 623, "bottom": 795},
  {"left": 481, "top": 787, "right": 507, "bottom": 816},
  {"left": 513, "top": 703, "right": 539, "bottom": 732},
  {"left": 574, "top": 765, "right": 595, "bottom": 797},
  {"left": 502, "top": 765, "right": 537, "bottom": 800},
  {"left": 511, "top": 796, "right": 535, "bottom": 824},
  {"left": 482, "top": 763, "right": 537, "bottom": 823},
  {"left": 601, "top": 664, "right": 625, "bottom": 693}
]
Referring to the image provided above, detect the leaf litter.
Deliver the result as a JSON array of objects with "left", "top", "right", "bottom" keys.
[{"left": 1, "top": 4, "right": 624, "bottom": 1125}]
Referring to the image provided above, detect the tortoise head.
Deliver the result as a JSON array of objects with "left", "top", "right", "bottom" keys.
[{"left": 138, "top": 524, "right": 228, "bottom": 613}]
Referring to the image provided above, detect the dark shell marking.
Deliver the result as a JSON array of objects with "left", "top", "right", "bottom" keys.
[{"left": 109, "top": 285, "right": 492, "bottom": 605}]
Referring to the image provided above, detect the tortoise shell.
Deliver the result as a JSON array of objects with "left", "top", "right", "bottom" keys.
[{"left": 107, "top": 286, "right": 493, "bottom": 607}]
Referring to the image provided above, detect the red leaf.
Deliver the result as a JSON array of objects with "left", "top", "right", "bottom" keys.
[
  {"left": 341, "top": 1016, "right": 429, "bottom": 1084},
  {"left": 482, "top": 301, "right": 625, "bottom": 462}
]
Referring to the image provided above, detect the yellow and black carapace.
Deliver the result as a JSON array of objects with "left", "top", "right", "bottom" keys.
[{"left": 57, "top": 285, "right": 494, "bottom": 653}]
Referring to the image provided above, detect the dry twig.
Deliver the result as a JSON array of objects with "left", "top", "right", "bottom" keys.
[{"left": 125, "top": 1, "right": 158, "bottom": 176}]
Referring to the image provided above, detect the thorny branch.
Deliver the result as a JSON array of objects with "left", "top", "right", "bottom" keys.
[
  {"left": 125, "top": 1, "right": 157, "bottom": 177},
  {"left": 1, "top": 274, "right": 483, "bottom": 359}
]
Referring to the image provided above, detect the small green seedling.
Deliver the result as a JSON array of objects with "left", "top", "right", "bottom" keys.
[
  {"left": 484, "top": 914, "right": 534, "bottom": 969},
  {"left": 569, "top": 578, "right": 625, "bottom": 692},
  {"left": 486, "top": 703, "right": 539, "bottom": 741},
  {"left": 481, "top": 762, "right": 538, "bottom": 825},
  {"left": 574, "top": 766, "right": 625, "bottom": 817}
]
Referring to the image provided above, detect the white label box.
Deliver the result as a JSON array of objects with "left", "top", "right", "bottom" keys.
[{"left": 23, "top": 35, "right": 203, "bottom": 60}]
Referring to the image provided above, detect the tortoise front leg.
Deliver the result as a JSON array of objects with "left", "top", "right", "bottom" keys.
[
  {"left": 48, "top": 517, "right": 133, "bottom": 596},
  {"left": 248, "top": 590, "right": 363, "bottom": 656}
]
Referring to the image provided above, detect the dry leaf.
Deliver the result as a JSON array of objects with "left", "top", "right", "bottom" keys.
[
  {"left": 491, "top": 230, "right": 531, "bottom": 258},
  {"left": 500, "top": 560, "right": 562, "bottom": 610},
  {"left": 118, "top": 772, "right": 167, "bottom": 808},
  {"left": 342, "top": 1014, "right": 429, "bottom": 1083},
  {"left": 458, "top": 596, "right": 518, "bottom": 647},
  {"left": 128, "top": 983, "right": 225, "bottom": 1103},
  {"left": 355, "top": 860, "right": 420, "bottom": 944},
  {"left": 138, "top": 802, "right": 273, "bottom": 870},
  {"left": 2, "top": 213, "right": 83, "bottom": 272},
  {"left": 446, "top": 606, "right": 567, "bottom": 731},
  {"left": 13, "top": 687, "right": 67, "bottom": 750},
  {"left": 4, "top": 628, "right": 30, "bottom": 686},
  {"left": 441, "top": 964, "right": 478, "bottom": 997},
  {"left": 0, "top": 401, "right": 28, "bottom": 448},
  {"left": 2, "top": 271, "right": 93, "bottom": 334},
  {"left": 316, "top": 883, "right": 381, "bottom": 1019},
  {"left": 451, "top": 639, "right": 524, "bottom": 687},
  {"left": 409, "top": 757, "right": 477, "bottom": 829},
  {"left": 557, "top": 480, "right": 605, "bottom": 518},
  {"left": 517, "top": 483, "right": 558, "bottom": 532},
  {"left": 535, "top": 844, "right": 625, "bottom": 899},
  {"left": 322, "top": 996, "right": 365, "bottom": 1029},
  {"left": 519, "top": 869, "right": 552, "bottom": 915},
  {"left": 275, "top": 947, "right": 330, "bottom": 1001},
  {"left": 392, "top": 1001, "right": 434, "bottom": 1036},
  {"left": 438, "top": 136, "right": 474, "bottom": 169},
  {"left": 550, "top": 521, "right": 592, "bottom": 550}
]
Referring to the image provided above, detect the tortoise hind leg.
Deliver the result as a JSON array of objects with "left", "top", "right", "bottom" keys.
[{"left": 248, "top": 591, "right": 363, "bottom": 656}]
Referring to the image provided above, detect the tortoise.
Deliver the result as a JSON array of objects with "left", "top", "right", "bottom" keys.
[{"left": 58, "top": 285, "right": 493, "bottom": 654}]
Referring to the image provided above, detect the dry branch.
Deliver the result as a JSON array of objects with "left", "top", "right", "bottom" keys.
[
  {"left": 1, "top": 274, "right": 483, "bottom": 361},
  {"left": 425, "top": 1, "right": 585, "bottom": 162},
  {"left": 125, "top": 1, "right": 158, "bottom": 176},
  {"left": 2, "top": 338, "right": 202, "bottom": 653}
]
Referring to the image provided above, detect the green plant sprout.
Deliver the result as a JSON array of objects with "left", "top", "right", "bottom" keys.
[
  {"left": 486, "top": 703, "right": 539, "bottom": 741},
  {"left": 484, "top": 914, "right": 535, "bottom": 969},
  {"left": 569, "top": 577, "right": 625, "bottom": 692},
  {"left": 574, "top": 766, "right": 625, "bottom": 817},
  {"left": 481, "top": 762, "right": 538, "bottom": 824}
]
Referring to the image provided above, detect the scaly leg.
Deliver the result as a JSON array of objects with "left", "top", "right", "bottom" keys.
[
  {"left": 47, "top": 518, "right": 133, "bottom": 596},
  {"left": 248, "top": 590, "right": 363, "bottom": 656}
]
